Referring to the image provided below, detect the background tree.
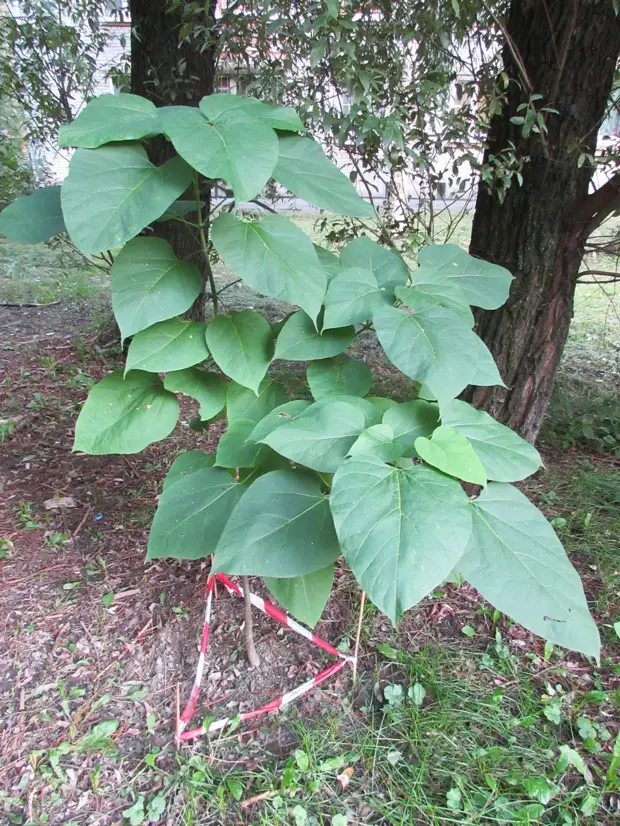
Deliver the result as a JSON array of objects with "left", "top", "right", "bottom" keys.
[
  {"left": 129, "top": 0, "right": 219, "bottom": 320},
  {"left": 235, "top": 0, "right": 620, "bottom": 440},
  {"left": 465, "top": 0, "right": 620, "bottom": 441}
]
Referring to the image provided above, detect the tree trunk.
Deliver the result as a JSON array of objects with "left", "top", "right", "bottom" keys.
[
  {"left": 467, "top": 0, "right": 620, "bottom": 442},
  {"left": 129, "top": 0, "right": 219, "bottom": 320}
]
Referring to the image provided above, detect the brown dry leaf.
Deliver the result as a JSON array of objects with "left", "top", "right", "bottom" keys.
[
  {"left": 44, "top": 496, "right": 77, "bottom": 510},
  {"left": 336, "top": 766, "right": 354, "bottom": 789}
]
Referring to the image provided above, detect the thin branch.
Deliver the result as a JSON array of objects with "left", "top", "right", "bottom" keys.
[
  {"left": 194, "top": 172, "right": 218, "bottom": 315},
  {"left": 577, "top": 171, "right": 620, "bottom": 237}
]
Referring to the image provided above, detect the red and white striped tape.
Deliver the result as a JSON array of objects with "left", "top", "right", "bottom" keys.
[{"left": 177, "top": 572, "right": 354, "bottom": 743}]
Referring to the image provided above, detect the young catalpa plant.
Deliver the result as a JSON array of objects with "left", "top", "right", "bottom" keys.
[{"left": 0, "top": 92, "right": 600, "bottom": 663}]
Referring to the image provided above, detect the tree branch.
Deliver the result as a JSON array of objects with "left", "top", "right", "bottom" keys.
[{"left": 577, "top": 171, "right": 620, "bottom": 237}]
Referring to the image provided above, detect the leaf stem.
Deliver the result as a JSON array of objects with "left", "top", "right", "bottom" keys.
[{"left": 194, "top": 171, "right": 218, "bottom": 315}]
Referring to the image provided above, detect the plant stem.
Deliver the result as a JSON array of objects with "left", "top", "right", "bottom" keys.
[
  {"left": 193, "top": 172, "right": 218, "bottom": 315},
  {"left": 352, "top": 590, "right": 366, "bottom": 682},
  {"left": 241, "top": 575, "right": 260, "bottom": 668}
]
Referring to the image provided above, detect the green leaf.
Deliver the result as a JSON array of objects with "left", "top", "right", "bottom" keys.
[
  {"left": 110, "top": 237, "right": 203, "bottom": 342},
  {"left": 274, "top": 311, "right": 355, "bottom": 361},
  {"left": 58, "top": 93, "right": 158, "bottom": 148},
  {"left": 260, "top": 398, "right": 367, "bottom": 472},
  {"left": 323, "top": 267, "right": 390, "bottom": 329},
  {"left": 415, "top": 426, "right": 487, "bottom": 485},
  {"left": 314, "top": 245, "right": 341, "bottom": 281},
  {"left": 348, "top": 424, "right": 405, "bottom": 463},
  {"left": 199, "top": 93, "right": 304, "bottom": 132},
  {"left": 125, "top": 320, "right": 209, "bottom": 373},
  {"left": 250, "top": 400, "right": 313, "bottom": 442},
  {"left": 0, "top": 186, "right": 66, "bottom": 243},
  {"left": 162, "top": 450, "right": 215, "bottom": 491},
  {"left": 76, "top": 720, "right": 119, "bottom": 753},
  {"left": 74, "top": 371, "right": 179, "bottom": 455},
  {"left": 331, "top": 455, "right": 472, "bottom": 622},
  {"left": 211, "top": 213, "right": 327, "bottom": 323},
  {"left": 382, "top": 400, "right": 440, "bottom": 457},
  {"left": 215, "top": 419, "right": 269, "bottom": 468},
  {"left": 273, "top": 134, "right": 373, "bottom": 217},
  {"left": 416, "top": 244, "right": 513, "bottom": 310},
  {"left": 163, "top": 369, "right": 226, "bottom": 421},
  {"left": 147, "top": 466, "right": 244, "bottom": 560},
  {"left": 156, "top": 198, "right": 200, "bottom": 222},
  {"left": 373, "top": 304, "right": 503, "bottom": 404},
  {"left": 265, "top": 564, "right": 334, "bottom": 627},
  {"left": 310, "top": 393, "right": 382, "bottom": 427},
  {"left": 458, "top": 483, "right": 600, "bottom": 660},
  {"left": 213, "top": 470, "right": 341, "bottom": 576},
  {"left": 227, "top": 378, "right": 287, "bottom": 424},
  {"left": 367, "top": 397, "right": 398, "bottom": 417},
  {"left": 397, "top": 280, "right": 474, "bottom": 326},
  {"left": 340, "top": 236, "right": 408, "bottom": 291},
  {"left": 307, "top": 355, "right": 372, "bottom": 399},
  {"left": 206, "top": 310, "right": 273, "bottom": 393},
  {"left": 61, "top": 144, "right": 192, "bottom": 254},
  {"left": 158, "top": 105, "right": 278, "bottom": 202},
  {"left": 440, "top": 400, "right": 542, "bottom": 482}
]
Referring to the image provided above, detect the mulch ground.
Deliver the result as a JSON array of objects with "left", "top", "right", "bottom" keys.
[{"left": 0, "top": 301, "right": 617, "bottom": 825}]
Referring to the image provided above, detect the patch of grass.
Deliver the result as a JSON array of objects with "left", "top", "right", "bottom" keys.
[
  {"left": 542, "top": 376, "right": 620, "bottom": 456},
  {"left": 125, "top": 640, "right": 617, "bottom": 825},
  {"left": 539, "top": 463, "right": 620, "bottom": 623},
  {"left": 0, "top": 239, "right": 107, "bottom": 304}
]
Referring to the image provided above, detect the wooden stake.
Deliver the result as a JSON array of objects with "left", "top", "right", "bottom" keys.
[
  {"left": 175, "top": 682, "right": 180, "bottom": 745},
  {"left": 352, "top": 590, "right": 366, "bottom": 682},
  {"left": 241, "top": 575, "right": 261, "bottom": 668}
]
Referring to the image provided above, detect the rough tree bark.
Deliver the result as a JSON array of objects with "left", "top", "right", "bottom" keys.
[
  {"left": 130, "top": 0, "right": 219, "bottom": 320},
  {"left": 467, "top": 0, "right": 620, "bottom": 442}
]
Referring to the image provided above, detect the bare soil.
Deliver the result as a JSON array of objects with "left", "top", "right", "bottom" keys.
[{"left": 0, "top": 301, "right": 617, "bottom": 825}]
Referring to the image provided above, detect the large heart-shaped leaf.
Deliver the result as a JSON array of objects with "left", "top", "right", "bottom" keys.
[
  {"left": 348, "top": 423, "right": 405, "bottom": 463},
  {"left": 59, "top": 93, "right": 159, "bottom": 148},
  {"left": 163, "top": 450, "right": 216, "bottom": 491},
  {"left": 415, "top": 426, "right": 487, "bottom": 486},
  {"left": 110, "top": 237, "right": 203, "bottom": 342},
  {"left": 373, "top": 303, "right": 502, "bottom": 404},
  {"left": 199, "top": 93, "right": 304, "bottom": 131},
  {"left": 147, "top": 466, "right": 244, "bottom": 559},
  {"left": 159, "top": 105, "right": 278, "bottom": 202},
  {"left": 323, "top": 268, "right": 390, "bottom": 330},
  {"left": 440, "top": 400, "right": 542, "bottom": 482},
  {"left": 382, "top": 400, "right": 440, "bottom": 457},
  {"left": 74, "top": 371, "right": 179, "bottom": 455},
  {"left": 274, "top": 311, "right": 355, "bottom": 361},
  {"left": 314, "top": 245, "right": 341, "bottom": 281},
  {"left": 273, "top": 134, "right": 373, "bottom": 217},
  {"left": 416, "top": 245, "right": 513, "bottom": 310},
  {"left": 206, "top": 310, "right": 273, "bottom": 393},
  {"left": 61, "top": 144, "right": 192, "bottom": 254},
  {"left": 265, "top": 564, "right": 335, "bottom": 628},
  {"left": 307, "top": 355, "right": 372, "bottom": 399},
  {"left": 0, "top": 186, "right": 66, "bottom": 244},
  {"left": 215, "top": 419, "right": 270, "bottom": 468},
  {"left": 125, "top": 320, "right": 209, "bottom": 373},
  {"left": 330, "top": 454, "right": 472, "bottom": 622},
  {"left": 226, "top": 378, "right": 288, "bottom": 424},
  {"left": 250, "top": 400, "right": 313, "bottom": 442},
  {"left": 213, "top": 470, "right": 341, "bottom": 577},
  {"left": 397, "top": 281, "right": 474, "bottom": 326},
  {"left": 340, "top": 236, "right": 408, "bottom": 291},
  {"left": 458, "top": 483, "right": 600, "bottom": 659},
  {"left": 211, "top": 213, "right": 327, "bottom": 323},
  {"left": 260, "top": 399, "right": 367, "bottom": 472},
  {"left": 163, "top": 369, "right": 226, "bottom": 421}
]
